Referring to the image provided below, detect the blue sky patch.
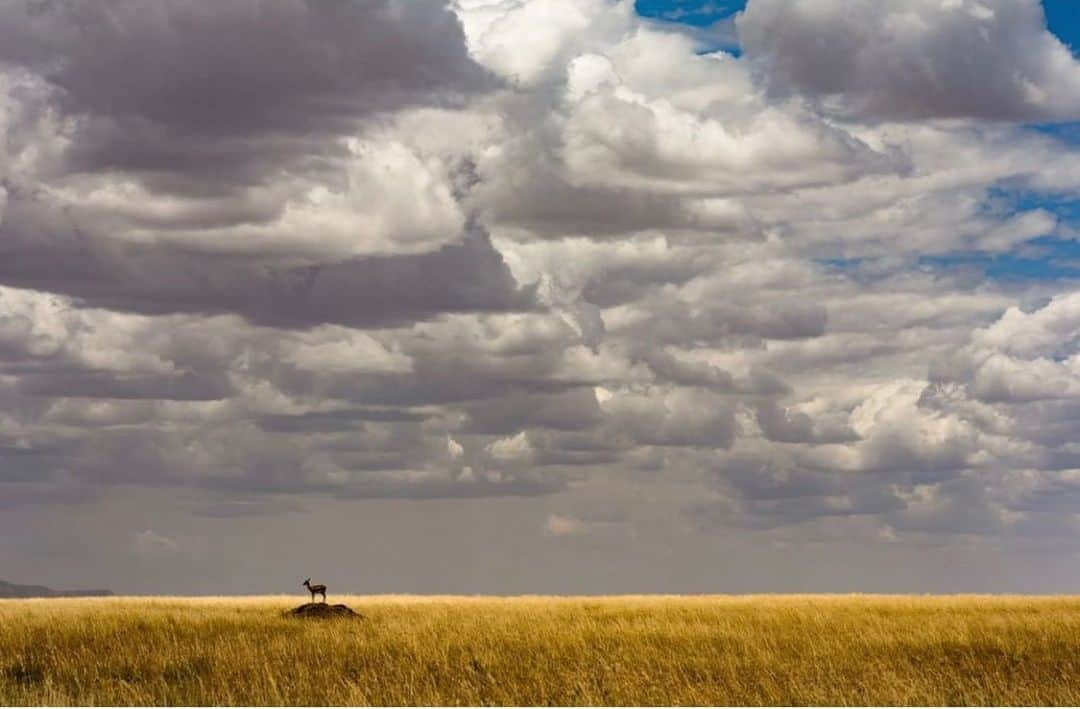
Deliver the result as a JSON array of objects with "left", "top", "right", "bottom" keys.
[
  {"left": 920, "top": 238, "right": 1080, "bottom": 282},
  {"left": 634, "top": 0, "right": 745, "bottom": 27}
]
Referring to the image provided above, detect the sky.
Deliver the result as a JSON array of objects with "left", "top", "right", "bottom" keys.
[{"left": 1, "top": 0, "right": 1079, "bottom": 596}]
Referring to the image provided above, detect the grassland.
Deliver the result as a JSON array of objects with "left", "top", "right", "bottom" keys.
[{"left": 3, "top": 595, "right": 1080, "bottom": 705}]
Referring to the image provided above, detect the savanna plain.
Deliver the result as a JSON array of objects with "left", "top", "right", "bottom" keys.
[{"left": 2, "top": 595, "right": 1080, "bottom": 705}]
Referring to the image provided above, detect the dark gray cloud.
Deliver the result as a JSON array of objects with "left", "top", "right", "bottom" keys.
[
  {"left": 255, "top": 408, "right": 428, "bottom": 434},
  {"left": 619, "top": 298, "right": 828, "bottom": 345},
  {"left": 0, "top": 0, "right": 494, "bottom": 190},
  {"left": 738, "top": 0, "right": 1080, "bottom": 121},
  {"left": 463, "top": 388, "right": 605, "bottom": 435},
  {"left": 581, "top": 256, "right": 709, "bottom": 308},
  {"left": 16, "top": 370, "right": 230, "bottom": 401},
  {"left": 0, "top": 188, "right": 536, "bottom": 327},
  {"left": 754, "top": 401, "right": 859, "bottom": 445},
  {"left": 0, "top": 444, "right": 75, "bottom": 483},
  {"left": 204, "top": 471, "right": 563, "bottom": 500}
]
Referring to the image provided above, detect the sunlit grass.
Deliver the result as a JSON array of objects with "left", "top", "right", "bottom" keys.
[{"left": 2, "top": 595, "right": 1080, "bottom": 705}]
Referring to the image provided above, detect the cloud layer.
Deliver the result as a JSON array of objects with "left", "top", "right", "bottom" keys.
[{"left": 1, "top": 0, "right": 1079, "bottom": 591}]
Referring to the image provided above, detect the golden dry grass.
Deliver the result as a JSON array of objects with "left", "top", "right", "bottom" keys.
[{"left": 2, "top": 594, "right": 1080, "bottom": 705}]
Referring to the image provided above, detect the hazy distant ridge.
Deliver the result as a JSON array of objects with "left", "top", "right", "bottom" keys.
[{"left": 0, "top": 579, "right": 113, "bottom": 598}]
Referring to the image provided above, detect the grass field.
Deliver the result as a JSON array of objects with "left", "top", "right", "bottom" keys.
[{"left": 3, "top": 595, "right": 1080, "bottom": 705}]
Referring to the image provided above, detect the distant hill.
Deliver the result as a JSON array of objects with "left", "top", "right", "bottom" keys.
[{"left": 0, "top": 579, "right": 113, "bottom": 598}]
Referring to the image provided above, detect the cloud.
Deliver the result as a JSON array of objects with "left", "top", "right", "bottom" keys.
[
  {"left": 0, "top": 192, "right": 537, "bottom": 327},
  {"left": 600, "top": 388, "right": 737, "bottom": 448},
  {"left": 0, "top": 0, "right": 494, "bottom": 185},
  {"left": 458, "top": 0, "right": 902, "bottom": 244},
  {"left": 544, "top": 513, "right": 590, "bottom": 537},
  {"left": 697, "top": 286, "right": 1080, "bottom": 534},
  {"left": 487, "top": 431, "right": 536, "bottom": 464},
  {"left": 934, "top": 292, "right": 1080, "bottom": 404},
  {"left": 0, "top": 1, "right": 507, "bottom": 326},
  {"left": 465, "top": 389, "right": 606, "bottom": 435},
  {"left": 132, "top": 529, "right": 179, "bottom": 556},
  {"left": 754, "top": 400, "right": 858, "bottom": 444},
  {"left": 738, "top": 0, "right": 1080, "bottom": 121},
  {"left": 971, "top": 292, "right": 1080, "bottom": 360},
  {"left": 561, "top": 85, "right": 898, "bottom": 195}
]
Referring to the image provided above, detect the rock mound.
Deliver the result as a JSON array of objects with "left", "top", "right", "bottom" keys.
[{"left": 285, "top": 602, "right": 362, "bottom": 619}]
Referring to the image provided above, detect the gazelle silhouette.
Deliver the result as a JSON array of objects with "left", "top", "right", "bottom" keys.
[{"left": 302, "top": 577, "right": 327, "bottom": 603}]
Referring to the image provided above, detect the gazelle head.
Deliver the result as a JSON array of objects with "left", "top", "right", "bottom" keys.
[{"left": 302, "top": 578, "right": 310, "bottom": 586}]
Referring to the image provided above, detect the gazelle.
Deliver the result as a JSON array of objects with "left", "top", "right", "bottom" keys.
[{"left": 302, "top": 577, "right": 327, "bottom": 603}]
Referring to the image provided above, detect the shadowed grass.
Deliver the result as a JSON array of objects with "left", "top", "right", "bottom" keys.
[{"left": 2, "top": 595, "right": 1080, "bottom": 705}]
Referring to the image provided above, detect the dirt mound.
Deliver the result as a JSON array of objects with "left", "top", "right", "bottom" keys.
[{"left": 285, "top": 602, "right": 362, "bottom": 619}]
